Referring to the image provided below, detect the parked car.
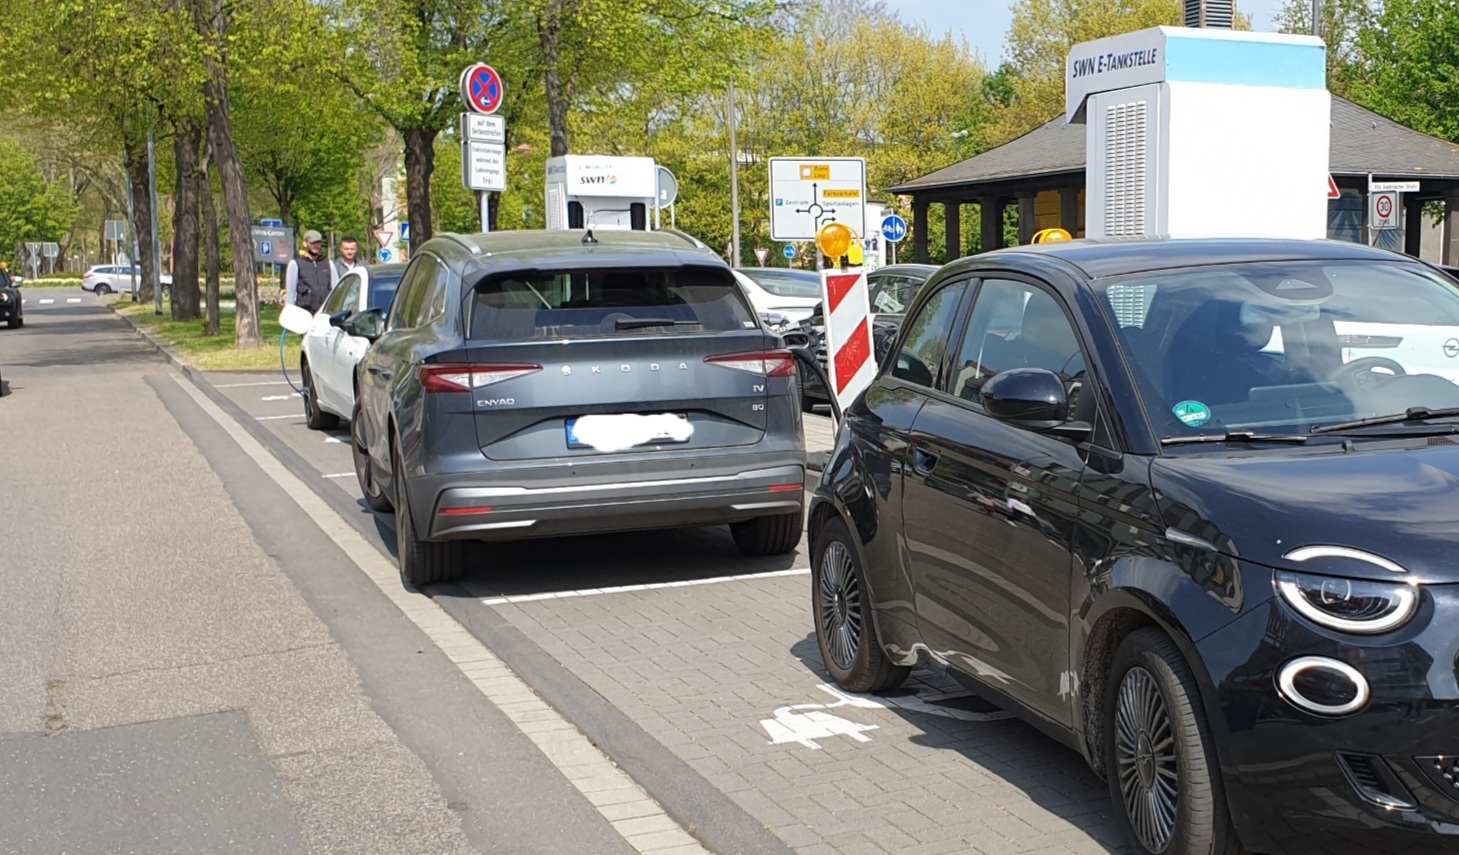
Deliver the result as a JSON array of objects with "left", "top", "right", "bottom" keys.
[
  {"left": 0, "top": 266, "right": 21, "bottom": 328},
  {"left": 279, "top": 263, "right": 406, "bottom": 430},
  {"left": 82, "top": 265, "right": 173, "bottom": 296},
  {"left": 808, "top": 236, "right": 1459, "bottom": 855},
  {"left": 350, "top": 229, "right": 806, "bottom": 584},
  {"left": 794, "top": 263, "right": 940, "bottom": 410},
  {"left": 733, "top": 267, "right": 822, "bottom": 323}
]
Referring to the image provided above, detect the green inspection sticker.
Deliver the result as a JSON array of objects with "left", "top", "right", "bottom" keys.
[{"left": 1173, "top": 400, "right": 1212, "bottom": 427}]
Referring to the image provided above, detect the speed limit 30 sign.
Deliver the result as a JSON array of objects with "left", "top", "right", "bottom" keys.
[{"left": 1371, "top": 191, "right": 1400, "bottom": 230}]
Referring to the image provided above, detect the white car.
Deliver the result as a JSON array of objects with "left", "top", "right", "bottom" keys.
[
  {"left": 279, "top": 263, "right": 405, "bottom": 430},
  {"left": 81, "top": 265, "right": 173, "bottom": 296},
  {"left": 732, "top": 267, "right": 822, "bottom": 323}
]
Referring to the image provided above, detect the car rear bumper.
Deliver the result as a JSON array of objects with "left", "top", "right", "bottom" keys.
[{"left": 417, "top": 459, "right": 806, "bottom": 541}]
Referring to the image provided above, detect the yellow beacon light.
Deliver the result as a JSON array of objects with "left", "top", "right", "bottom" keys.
[
  {"left": 815, "top": 222, "right": 854, "bottom": 260},
  {"left": 1031, "top": 227, "right": 1072, "bottom": 244}
]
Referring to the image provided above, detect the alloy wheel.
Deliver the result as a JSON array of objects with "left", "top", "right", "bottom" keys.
[
  {"left": 818, "top": 541, "right": 863, "bottom": 670},
  {"left": 1115, "top": 666, "right": 1180, "bottom": 853}
]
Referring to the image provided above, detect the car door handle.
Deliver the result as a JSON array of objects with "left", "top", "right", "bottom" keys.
[
  {"left": 367, "top": 365, "right": 392, "bottom": 379},
  {"left": 912, "top": 446, "right": 939, "bottom": 474}
]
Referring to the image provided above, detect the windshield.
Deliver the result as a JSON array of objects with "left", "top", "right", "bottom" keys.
[
  {"left": 1099, "top": 260, "right": 1459, "bottom": 439},
  {"left": 469, "top": 265, "right": 757, "bottom": 340},
  {"left": 367, "top": 272, "right": 403, "bottom": 312},
  {"left": 737, "top": 268, "right": 821, "bottom": 298},
  {"left": 869, "top": 274, "right": 929, "bottom": 315}
]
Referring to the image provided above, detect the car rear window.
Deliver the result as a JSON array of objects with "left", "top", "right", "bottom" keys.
[
  {"left": 739, "top": 269, "right": 821, "bottom": 298},
  {"left": 368, "top": 272, "right": 403, "bottom": 312},
  {"left": 469, "top": 266, "right": 758, "bottom": 340}
]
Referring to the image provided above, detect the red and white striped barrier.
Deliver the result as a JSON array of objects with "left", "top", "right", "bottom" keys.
[{"left": 821, "top": 267, "right": 876, "bottom": 412}]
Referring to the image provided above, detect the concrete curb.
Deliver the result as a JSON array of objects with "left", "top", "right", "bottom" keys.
[{"left": 108, "top": 302, "right": 801, "bottom": 855}]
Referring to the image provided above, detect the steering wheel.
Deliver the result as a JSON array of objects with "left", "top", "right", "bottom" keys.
[{"left": 1331, "top": 356, "right": 1406, "bottom": 390}]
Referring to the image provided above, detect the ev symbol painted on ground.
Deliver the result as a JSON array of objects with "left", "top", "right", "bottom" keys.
[{"left": 761, "top": 683, "right": 1012, "bottom": 750}]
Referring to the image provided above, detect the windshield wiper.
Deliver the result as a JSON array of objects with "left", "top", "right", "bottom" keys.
[
  {"left": 1311, "top": 406, "right": 1459, "bottom": 434},
  {"left": 614, "top": 318, "right": 701, "bottom": 330},
  {"left": 1161, "top": 431, "right": 1309, "bottom": 446}
]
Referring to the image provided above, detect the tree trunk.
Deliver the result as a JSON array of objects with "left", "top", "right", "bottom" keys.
[
  {"left": 201, "top": 150, "right": 222, "bottom": 337},
  {"left": 542, "top": 25, "right": 570, "bottom": 157},
  {"left": 403, "top": 128, "right": 436, "bottom": 244},
  {"left": 123, "top": 139, "right": 157, "bottom": 303},
  {"left": 171, "top": 120, "right": 203, "bottom": 321},
  {"left": 193, "top": 0, "right": 259, "bottom": 347}
]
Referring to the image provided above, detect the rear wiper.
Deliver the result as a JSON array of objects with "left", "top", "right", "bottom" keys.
[
  {"left": 1311, "top": 406, "right": 1459, "bottom": 434},
  {"left": 614, "top": 318, "right": 701, "bottom": 330},
  {"left": 1161, "top": 431, "right": 1309, "bottom": 446}
]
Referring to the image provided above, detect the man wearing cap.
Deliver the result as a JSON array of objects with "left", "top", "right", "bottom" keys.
[{"left": 284, "top": 229, "right": 337, "bottom": 313}]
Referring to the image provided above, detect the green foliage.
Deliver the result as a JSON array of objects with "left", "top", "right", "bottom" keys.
[
  {"left": 1346, "top": 0, "right": 1459, "bottom": 143},
  {"left": 0, "top": 139, "right": 81, "bottom": 260}
]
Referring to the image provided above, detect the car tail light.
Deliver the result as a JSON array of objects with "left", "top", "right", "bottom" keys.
[
  {"left": 419, "top": 364, "right": 542, "bottom": 393},
  {"left": 705, "top": 350, "right": 795, "bottom": 378}
]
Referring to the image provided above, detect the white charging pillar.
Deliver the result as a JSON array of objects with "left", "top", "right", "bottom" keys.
[{"left": 1066, "top": 27, "right": 1329, "bottom": 240}]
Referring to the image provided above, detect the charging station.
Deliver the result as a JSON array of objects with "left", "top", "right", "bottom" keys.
[
  {"left": 1066, "top": 27, "right": 1329, "bottom": 240},
  {"left": 544, "top": 155, "right": 658, "bottom": 232}
]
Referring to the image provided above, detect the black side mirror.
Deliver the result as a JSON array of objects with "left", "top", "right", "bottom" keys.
[
  {"left": 328, "top": 310, "right": 351, "bottom": 329},
  {"left": 343, "top": 308, "right": 384, "bottom": 341},
  {"left": 982, "top": 368, "right": 1070, "bottom": 430}
]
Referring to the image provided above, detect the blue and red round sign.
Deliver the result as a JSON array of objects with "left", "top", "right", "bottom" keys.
[{"left": 460, "top": 64, "right": 504, "bottom": 114}]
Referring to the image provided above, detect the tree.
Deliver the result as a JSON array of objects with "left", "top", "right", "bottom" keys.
[
  {"left": 1275, "top": 0, "right": 1372, "bottom": 94},
  {"left": 339, "top": 0, "right": 520, "bottom": 244},
  {"left": 1345, "top": 0, "right": 1459, "bottom": 143},
  {"left": 0, "top": 139, "right": 81, "bottom": 256},
  {"left": 191, "top": 0, "right": 262, "bottom": 347}
]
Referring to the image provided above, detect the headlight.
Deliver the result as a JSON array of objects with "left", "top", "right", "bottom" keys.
[{"left": 1275, "top": 570, "right": 1418, "bottom": 634}]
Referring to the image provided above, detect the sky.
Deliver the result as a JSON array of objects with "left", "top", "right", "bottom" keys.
[{"left": 883, "top": 0, "right": 1289, "bottom": 66}]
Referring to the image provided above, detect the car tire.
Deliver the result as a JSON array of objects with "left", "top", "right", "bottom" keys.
[
  {"left": 6, "top": 315, "right": 19, "bottom": 329},
  {"left": 392, "top": 432, "right": 463, "bottom": 586},
  {"left": 1104, "top": 628, "right": 1243, "bottom": 855},
  {"left": 730, "top": 511, "right": 802, "bottom": 556},
  {"left": 352, "top": 401, "right": 393, "bottom": 512},
  {"left": 96, "top": 284, "right": 111, "bottom": 296},
  {"left": 302, "top": 361, "right": 339, "bottom": 431},
  {"left": 812, "top": 516, "right": 909, "bottom": 693}
]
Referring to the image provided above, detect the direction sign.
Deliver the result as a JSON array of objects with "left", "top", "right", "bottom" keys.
[
  {"left": 42, "top": 242, "right": 59, "bottom": 258},
  {"left": 656, "top": 166, "right": 679, "bottom": 207},
  {"left": 461, "top": 113, "right": 506, "bottom": 144},
  {"left": 260, "top": 218, "right": 284, "bottom": 227},
  {"left": 249, "top": 225, "right": 295, "bottom": 263},
  {"left": 1371, "top": 190, "right": 1400, "bottom": 230},
  {"left": 881, "top": 214, "right": 908, "bottom": 243},
  {"left": 754, "top": 247, "right": 769, "bottom": 267},
  {"left": 379, "top": 248, "right": 394, "bottom": 263},
  {"left": 462, "top": 141, "right": 507, "bottom": 192},
  {"left": 783, "top": 244, "right": 797, "bottom": 260},
  {"left": 104, "top": 220, "right": 127, "bottom": 241},
  {"left": 374, "top": 229, "right": 393, "bottom": 248},
  {"left": 460, "top": 64, "right": 505, "bottom": 115},
  {"left": 769, "top": 157, "right": 867, "bottom": 241},
  {"left": 1370, "top": 178, "right": 1421, "bottom": 193}
]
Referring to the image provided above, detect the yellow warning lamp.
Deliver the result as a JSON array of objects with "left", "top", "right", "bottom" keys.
[
  {"left": 815, "top": 222, "right": 854, "bottom": 261},
  {"left": 1031, "top": 227, "right": 1072, "bottom": 244},
  {"left": 847, "top": 241, "right": 864, "bottom": 265}
]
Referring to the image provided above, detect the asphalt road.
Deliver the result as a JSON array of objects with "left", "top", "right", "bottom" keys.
[{"left": 2, "top": 291, "right": 1129, "bottom": 855}]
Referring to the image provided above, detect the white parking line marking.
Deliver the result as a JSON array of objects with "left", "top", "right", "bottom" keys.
[
  {"left": 217, "top": 380, "right": 293, "bottom": 388},
  {"left": 255, "top": 414, "right": 298, "bottom": 421},
  {"left": 323, "top": 472, "right": 354, "bottom": 478},
  {"left": 260, "top": 393, "right": 301, "bottom": 401},
  {"left": 324, "top": 436, "right": 346, "bottom": 444},
  {"left": 478, "top": 567, "right": 811, "bottom": 606},
  {"left": 39, "top": 298, "right": 54, "bottom": 304},
  {"left": 172, "top": 375, "right": 712, "bottom": 855},
  {"left": 66, "top": 297, "right": 81, "bottom": 303}
]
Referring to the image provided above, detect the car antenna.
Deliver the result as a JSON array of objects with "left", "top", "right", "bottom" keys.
[{"left": 582, "top": 228, "right": 598, "bottom": 246}]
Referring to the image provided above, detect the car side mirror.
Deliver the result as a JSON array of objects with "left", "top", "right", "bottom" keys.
[
  {"left": 278, "top": 303, "right": 314, "bottom": 335},
  {"left": 982, "top": 368, "right": 1070, "bottom": 430},
  {"left": 328, "top": 310, "right": 351, "bottom": 329},
  {"left": 343, "top": 308, "right": 384, "bottom": 341}
]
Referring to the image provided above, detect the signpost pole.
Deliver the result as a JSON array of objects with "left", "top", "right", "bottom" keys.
[
  {"left": 480, "top": 191, "right": 491, "bottom": 234},
  {"left": 727, "top": 79, "right": 741, "bottom": 266}
]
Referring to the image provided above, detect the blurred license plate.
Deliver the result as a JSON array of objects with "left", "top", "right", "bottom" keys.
[{"left": 566, "top": 414, "right": 690, "bottom": 449}]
